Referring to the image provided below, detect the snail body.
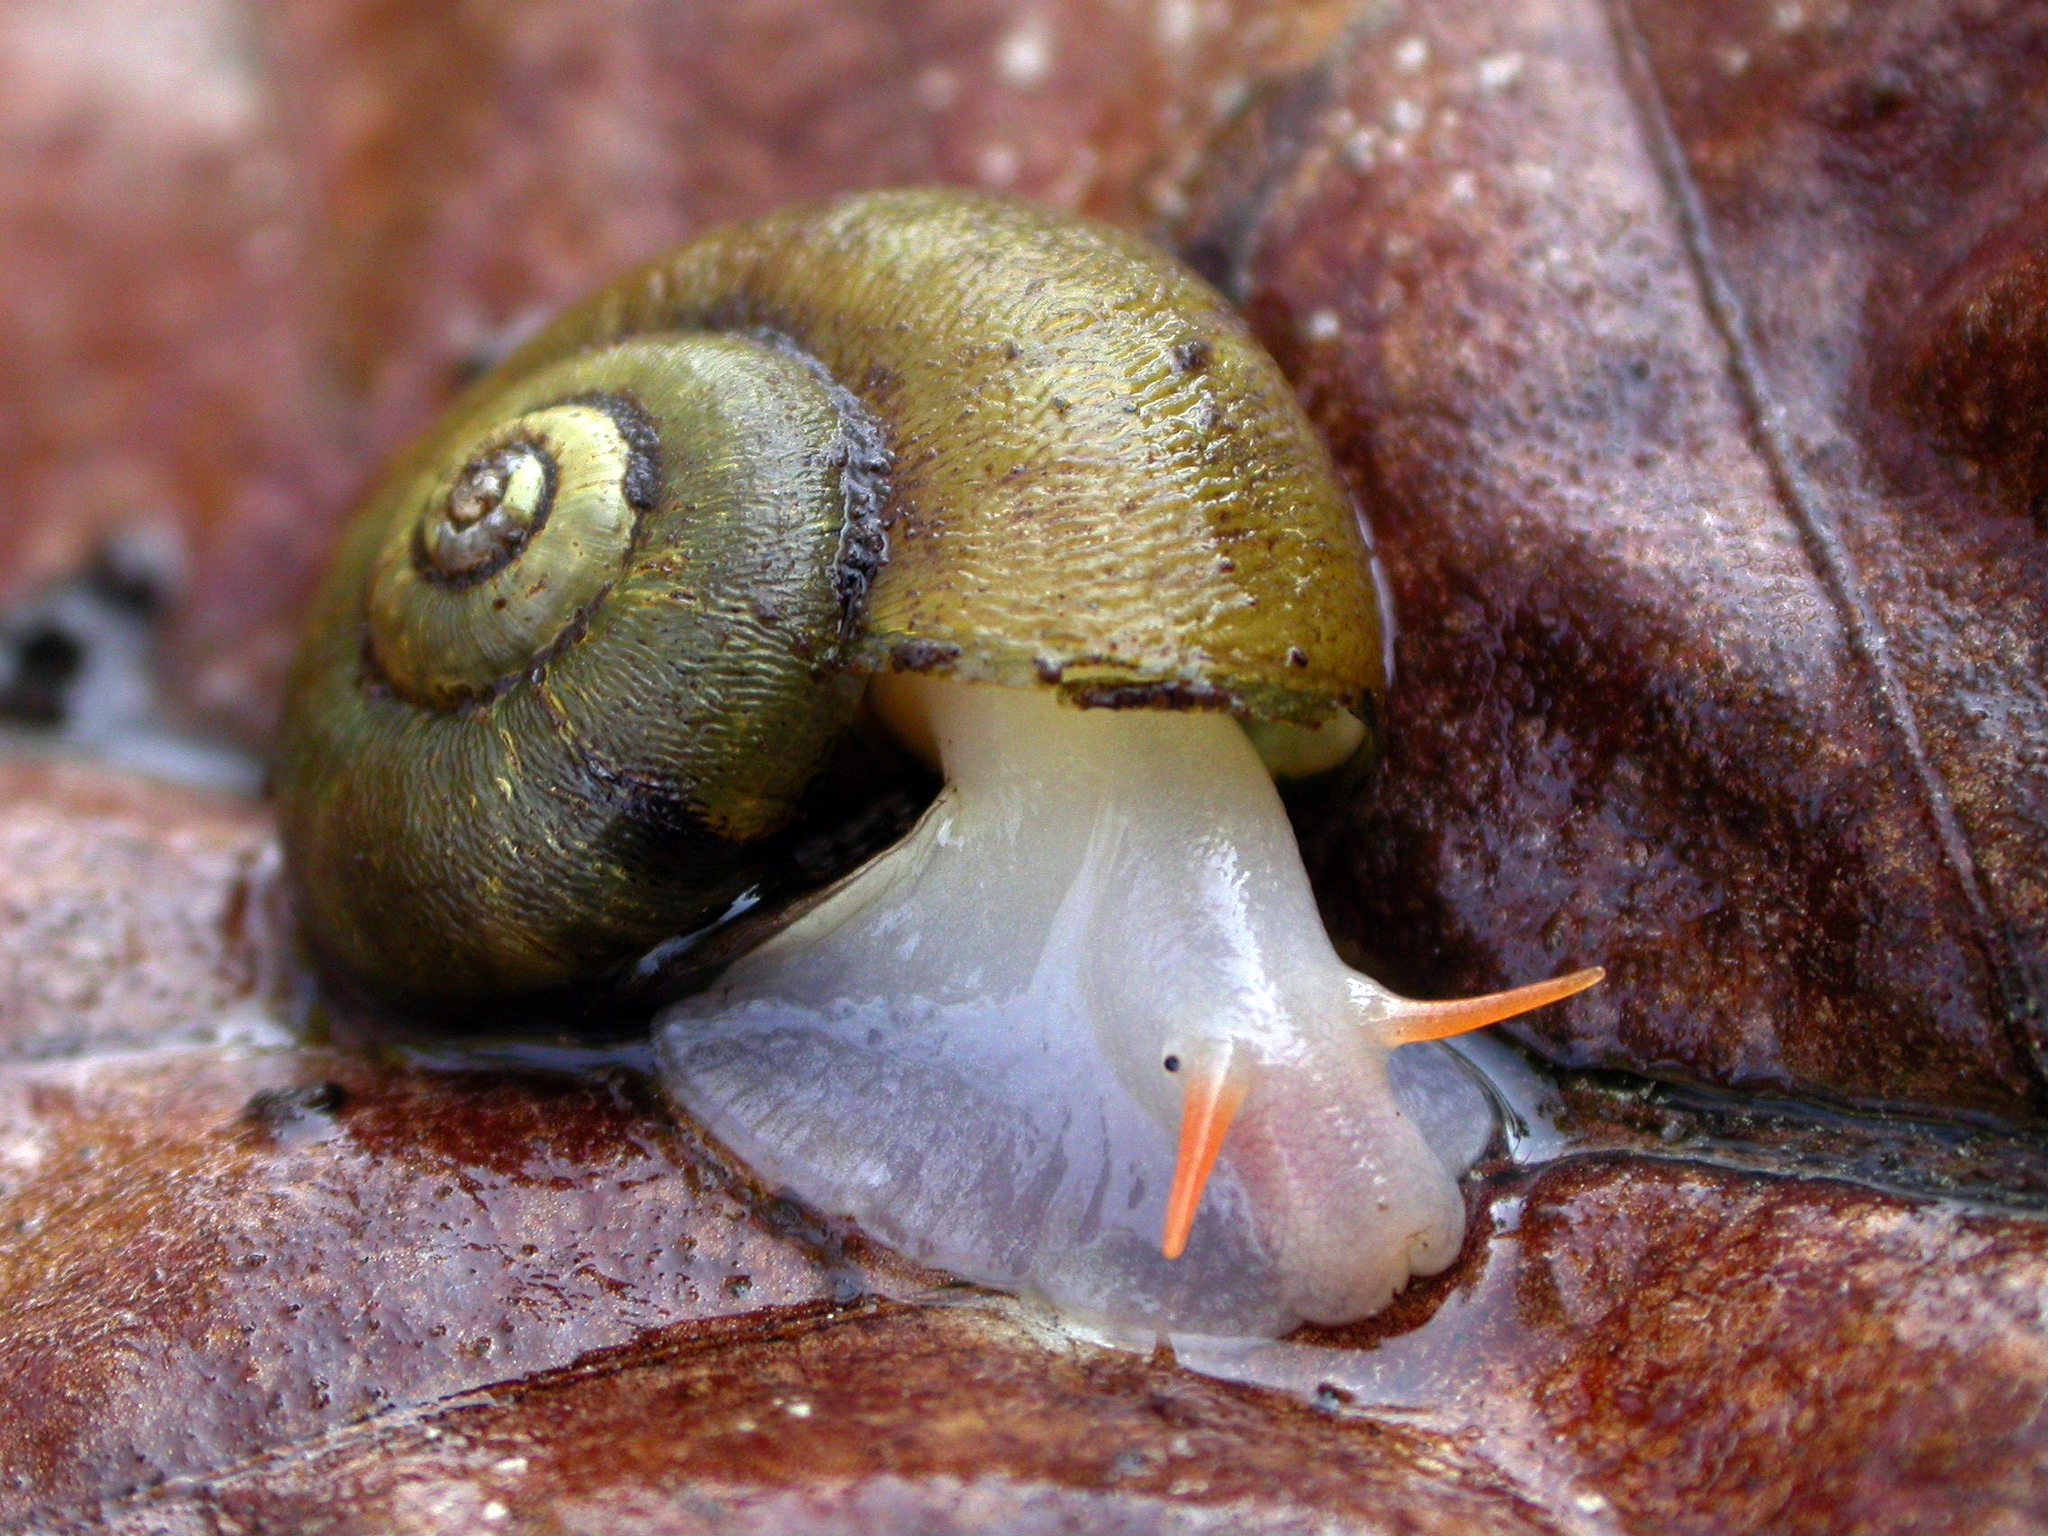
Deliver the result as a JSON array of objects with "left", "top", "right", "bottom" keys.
[
  {"left": 277, "top": 189, "right": 1598, "bottom": 1338},
  {"left": 662, "top": 676, "right": 1512, "bottom": 1335}
]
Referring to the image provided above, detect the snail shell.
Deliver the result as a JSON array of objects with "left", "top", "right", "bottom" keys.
[
  {"left": 277, "top": 189, "right": 1379, "bottom": 1012},
  {"left": 276, "top": 189, "right": 1598, "bottom": 1337}
]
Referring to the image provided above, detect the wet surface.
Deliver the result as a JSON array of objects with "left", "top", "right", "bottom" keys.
[
  {"left": 0, "top": 760, "right": 273, "bottom": 1061},
  {"left": 1215, "top": 1157, "right": 2048, "bottom": 1535},
  {"left": 1455, "top": 1031, "right": 2048, "bottom": 1210},
  {"left": 1179, "top": 0, "right": 2048, "bottom": 1122},
  {"left": 0, "top": 766, "right": 2042, "bottom": 1533},
  {"left": 0, "top": 1040, "right": 872, "bottom": 1526},
  {"left": 72, "top": 1303, "right": 1566, "bottom": 1536},
  {"left": 3, "top": 0, "right": 2044, "bottom": 1119},
  {"left": 1, "top": 0, "right": 2046, "bottom": 1529}
]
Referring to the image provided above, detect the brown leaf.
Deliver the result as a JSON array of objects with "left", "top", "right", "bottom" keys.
[
  {"left": 1, "top": 778, "right": 2044, "bottom": 1533},
  {"left": 1178, "top": 0, "right": 2048, "bottom": 1119},
  {"left": 1, "top": 2, "right": 2046, "bottom": 1531}
]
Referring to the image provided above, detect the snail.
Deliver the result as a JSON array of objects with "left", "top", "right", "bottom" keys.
[{"left": 276, "top": 189, "right": 1600, "bottom": 1339}]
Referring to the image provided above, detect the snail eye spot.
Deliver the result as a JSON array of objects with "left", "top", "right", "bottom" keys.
[{"left": 1163, "top": 1055, "right": 1181, "bottom": 1074}]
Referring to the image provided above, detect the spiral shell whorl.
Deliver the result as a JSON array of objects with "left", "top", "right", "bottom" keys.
[
  {"left": 278, "top": 333, "right": 881, "bottom": 1008},
  {"left": 367, "top": 392, "right": 656, "bottom": 707}
]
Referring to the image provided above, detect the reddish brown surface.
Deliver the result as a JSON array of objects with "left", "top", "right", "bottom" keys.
[
  {"left": 1340, "top": 1159, "right": 2048, "bottom": 1535},
  {"left": 5, "top": 1025, "right": 2041, "bottom": 1527},
  {"left": 8, "top": 0, "right": 2044, "bottom": 1119},
  {"left": 0, "top": 768, "right": 2039, "bottom": 1532},
  {"left": 74, "top": 1306, "right": 1565, "bottom": 1536},
  {"left": 0, "top": 0, "right": 1348, "bottom": 743},
  {"left": 3, "top": 1, "right": 2048, "bottom": 1530},
  {"left": 0, "top": 758, "right": 271, "bottom": 1059},
  {"left": 0, "top": 0, "right": 356, "bottom": 736},
  {"left": 0, "top": 1047, "right": 859, "bottom": 1524},
  {"left": 1179, "top": 0, "right": 2048, "bottom": 1119},
  {"left": 2, "top": 0, "right": 2043, "bottom": 1117}
]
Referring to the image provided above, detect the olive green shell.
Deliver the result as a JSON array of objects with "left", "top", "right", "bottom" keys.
[
  {"left": 276, "top": 189, "right": 1383, "bottom": 1012},
  {"left": 532, "top": 191, "right": 1382, "bottom": 720}
]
